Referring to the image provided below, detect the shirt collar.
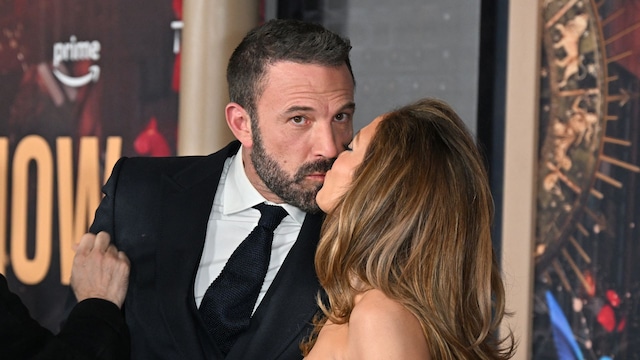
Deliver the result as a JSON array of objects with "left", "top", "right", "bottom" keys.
[{"left": 223, "top": 146, "right": 307, "bottom": 225}]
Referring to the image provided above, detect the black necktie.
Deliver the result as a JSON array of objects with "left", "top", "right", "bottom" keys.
[{"left": 199, "top": 203, "right": 288, "bottom": 354}]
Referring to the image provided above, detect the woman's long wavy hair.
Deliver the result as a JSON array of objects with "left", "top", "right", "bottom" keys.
[{"left": 302, "top": 98, "right": 515, "bottom": 359}]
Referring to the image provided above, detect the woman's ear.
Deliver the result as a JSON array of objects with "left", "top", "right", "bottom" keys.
[{"left": 225, "top": 102, "right": 253, "bottom": 147}]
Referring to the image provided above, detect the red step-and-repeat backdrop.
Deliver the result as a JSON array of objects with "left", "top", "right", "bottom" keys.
[{"left": 1, "top": 0, "right": 181, "bottom": 331}]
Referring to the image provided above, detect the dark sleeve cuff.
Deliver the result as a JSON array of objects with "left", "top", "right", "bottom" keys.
[{"left": 57, "top": 298, "right": 130, "bottom": 360}]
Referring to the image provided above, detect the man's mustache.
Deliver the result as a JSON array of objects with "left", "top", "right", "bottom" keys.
[{"left": 294, "top": 158, "right": 336, "bottom": 182}]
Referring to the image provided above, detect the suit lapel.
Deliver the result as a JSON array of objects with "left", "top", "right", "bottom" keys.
[
  {"left": 155, "top": 142, "right": 241, "bottom": 359},
  {"left": 228, "top": 213, "right": 324, "bottom": 360}
]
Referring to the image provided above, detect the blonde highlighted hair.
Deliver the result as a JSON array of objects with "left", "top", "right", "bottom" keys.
[{"left": 303, "top": 98, "right": 515, "bottom": 359}]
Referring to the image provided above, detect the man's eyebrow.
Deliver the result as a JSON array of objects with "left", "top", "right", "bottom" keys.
[
  {"left": 283, "top": 102, "right": 355, "bottom": 115},
  {"left": 285, "top": 101, "right": 356, "bottom": 114},
  {"left": 339, "top": 102, "right": 356, "bottom": 113},
  {"left": 283, "top": 105, "right": 314, "bottom": 114}
]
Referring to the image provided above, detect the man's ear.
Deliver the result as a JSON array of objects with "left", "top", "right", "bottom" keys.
[{"left": 225, "top": 102, "right": 253, "bottom": 147}]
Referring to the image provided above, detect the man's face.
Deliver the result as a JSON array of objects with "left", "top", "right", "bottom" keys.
[{"left": 245, "top": 61, "right": 355, "bottom": 213}]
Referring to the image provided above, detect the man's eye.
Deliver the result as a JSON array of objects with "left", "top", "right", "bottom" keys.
[
  {"left": 335, "top": 113, "right": 351, "bottom": 122},
  {"left": 291, "top": 116, "right": 305, "bottom": 124}
]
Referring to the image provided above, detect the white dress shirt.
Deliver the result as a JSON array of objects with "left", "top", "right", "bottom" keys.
[{"left": 194, "top": 148, "right": 306, "bottom": 313}]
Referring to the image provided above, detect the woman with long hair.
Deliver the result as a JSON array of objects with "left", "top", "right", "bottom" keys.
[{"left": 303, "top": 98, "right": 516, "bottom": 359}]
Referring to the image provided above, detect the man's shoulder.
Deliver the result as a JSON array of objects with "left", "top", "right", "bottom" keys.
[
  {"left": 121, "top": 154, "right": 207, "bottom": 169},
  {"left": 117, "top": 141, "right": 241, "bottom": 176}
]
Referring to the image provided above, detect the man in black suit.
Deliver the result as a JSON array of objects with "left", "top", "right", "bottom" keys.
[
  {"left": 87, "top": 19, "right": 355, "bottom": 359},
  {"left": 1, "top": 232, "right": 130, "bottom": 360}
]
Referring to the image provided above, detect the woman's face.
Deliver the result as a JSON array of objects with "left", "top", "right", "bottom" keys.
[{"left": 316, "top": 115, "right": 383, "bottom": 212}]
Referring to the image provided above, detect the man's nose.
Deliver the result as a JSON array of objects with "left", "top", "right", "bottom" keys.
[{"left": 313, "top": 123, "right": 341, "bottom": 159}]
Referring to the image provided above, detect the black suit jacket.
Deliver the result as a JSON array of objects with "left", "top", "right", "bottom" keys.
[
  {"left": 1, "top": 274, "right": 130, "bottom": 360},
  {"left": 89, "top": 141, "right": 322, "bottom": 360}
]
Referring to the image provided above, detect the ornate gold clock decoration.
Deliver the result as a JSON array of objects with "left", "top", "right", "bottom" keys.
[{"left": 534, "top": 0, "right": 640, "bottom": 358}]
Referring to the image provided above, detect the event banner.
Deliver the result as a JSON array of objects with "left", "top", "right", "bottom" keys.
[
  {"left": 534, "top": 0, "right": 639, "bottom": 358},
  {"left": 1, "top": 0, "right": 180, "bottom": 330}
]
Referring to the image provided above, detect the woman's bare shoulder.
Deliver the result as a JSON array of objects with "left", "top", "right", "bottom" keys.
[{"left": 348, "top": 289, "right": 430, "bottom": 359}]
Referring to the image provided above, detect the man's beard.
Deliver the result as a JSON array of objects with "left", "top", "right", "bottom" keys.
[{"left": 251, "top": 128, "right": 334, "bottom": 214}]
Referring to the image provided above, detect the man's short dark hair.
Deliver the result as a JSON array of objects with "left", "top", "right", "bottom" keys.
[{"left": 227, "top": 19, "right": 354, "bottom": 119}]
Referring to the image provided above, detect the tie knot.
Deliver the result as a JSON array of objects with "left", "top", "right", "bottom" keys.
[{"left": 253, "top": 203, "right": 288, "bottom": 232}]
